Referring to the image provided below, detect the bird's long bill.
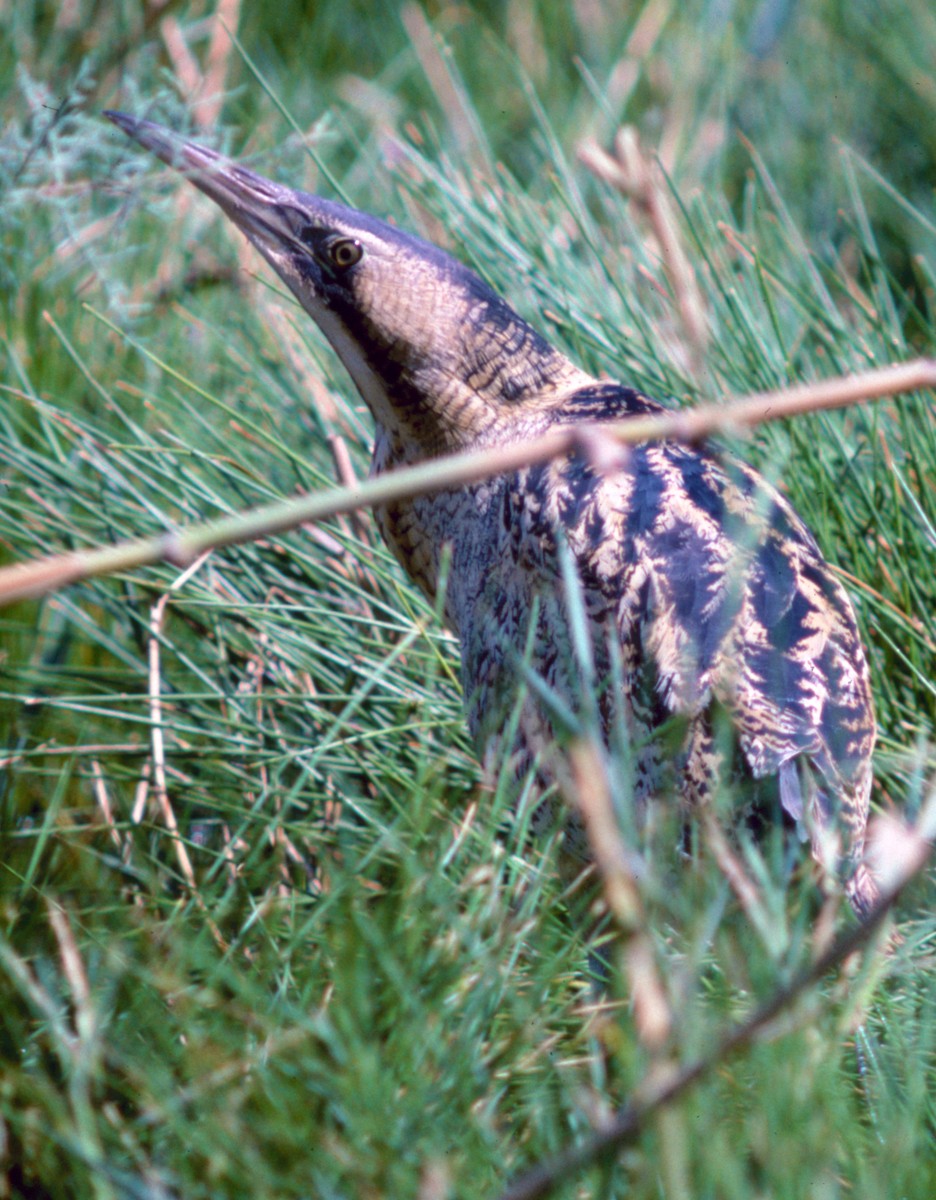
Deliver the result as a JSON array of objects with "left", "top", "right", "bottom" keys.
[
  {"left": 105, "top": 111, "right": 301, "bottom": 259},
  {"left": 105, "top": 109, "right": 592, "bottom": 441}
]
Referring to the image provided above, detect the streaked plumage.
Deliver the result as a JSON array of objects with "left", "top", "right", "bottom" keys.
[{"left": 107, "top": 113, "right": 877, "bottom": 914}]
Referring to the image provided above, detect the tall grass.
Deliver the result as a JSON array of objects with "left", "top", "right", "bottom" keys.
[{"left": 1, "top": 2, "right": 934, "bottom": 1197}]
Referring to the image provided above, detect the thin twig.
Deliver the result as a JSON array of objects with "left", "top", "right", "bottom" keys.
[
  {"left": 47, "top": 901, "right": 91, "bottom": 1019},
  {"left": 196, "top": 0, "right": 241, "bottom": 129},
  {"left": 131, "top": 758, "right": 151, "bottom": 825},
  {"left": 0, "top": 358, "right": 933, "bottom": 609},
  {"left": 89, "top": 758, "right": 126, "bottom": 855},
  {"left": 148, "top": 569, "right": 200, "bottom": 892},
  {"left": 579, "top": 128, "right": 708, "bottom": 375},
  {"left": 146, "top": 553, "right": 230, "bottom": 949},
  {"left": 699, "top": 806, "right": 768, "bottom": 933},
  {"left": 161, "top": 16, "right": 203, "bottom": 100},
  {"left": 401, "top": 2, "right": 488, "bottom": 172},
  {"left": 0, "top": 742, "right": 144, "bottom": 769},
  {"left": 327, "top": 432, "right": 371, "bottom": 542},
  {"left": 567, "top": 739, "right": 672, "bottom": 1049},
  {"left": 496, "top": 801, "right": 934, "bottom": 1200}
]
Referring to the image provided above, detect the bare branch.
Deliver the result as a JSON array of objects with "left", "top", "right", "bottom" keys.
[
  {"left": 579, "top": 128, "right": 708, "bottom": 375},
  {"left": 146, "top": 553, "right": 230, "bottom": 949},
  {"left": 566, "top": 739, "right": 672, "bottom": 1050},
  {"left": 496, "top": 798, "right": 934, "bottom": 1200},
  {"left": 0, "top": 359, "right": 933, "bottom": 609}
]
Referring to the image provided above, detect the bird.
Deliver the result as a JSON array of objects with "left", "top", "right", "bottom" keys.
[{"left": 106, "top": 111, "right": 878, "bottom": 916}]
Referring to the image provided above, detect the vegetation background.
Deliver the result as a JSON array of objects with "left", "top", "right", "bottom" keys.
[{"left": 1, "top": 0, "right": 934, "bottom": 1196}]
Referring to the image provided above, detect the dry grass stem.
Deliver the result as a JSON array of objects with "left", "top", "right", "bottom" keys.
[
  {"left": 47, "top": 903, "right": 92, "bottom": 1041},
  {"left": 0, "top": 358, "right": 933, "bottom": 609},
  {"left": 161, "top": 0, "right": 241, "bottom": 130},
  {"left": 148, "top": 584, "right": 197, "bottom": 893},
  {"left": 401, "top": 2, "right": 487, "bottom": 171},
  {"left": 579, "top": 126, "right": 708, "bottom": 375},
  {"left": 160, "top": 17, "right": 202, "bottom": 100},
  {"left": 567, "top": 739, "right": 672, "bottom": 1050},
  {"left": 131, "top": 758, "right": 151, "bottom": 825},
  {"left": 146, "top": 553, "right": 229, "bottom": 947},
  {"left": 89, "top": 758, "right": 126, "bottom": 856},
  {"left": 497, "top": 802, "right": 935, "bottom": 1200},
  {"left": 699, "top": 806, "right": 769, "bottom": 932},
  {"left": 196, "top": 0, "right": 242, "bottom": 130},
  {"left": 0, "top": 742, "right": 142, "bottom": 769},
  {"left": 327, "top": 433, "right": 370, "bottom": 536}
]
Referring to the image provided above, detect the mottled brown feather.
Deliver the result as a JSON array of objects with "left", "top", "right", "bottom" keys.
[
  {"left": 377, "top": 382, "right": 876, "bottom": 912},
  {"left": 108, "top": 114, "right": 878, "bottom": 915}
]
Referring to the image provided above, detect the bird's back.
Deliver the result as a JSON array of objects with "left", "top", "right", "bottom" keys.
[
  {"left": 376, "top": 381, "right": 876, "bottom": 910},
  {"left": 105, "top": 114, "right": 876, "bottom": 914}
]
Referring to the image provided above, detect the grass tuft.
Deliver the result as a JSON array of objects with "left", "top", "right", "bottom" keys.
[{"left": 1, "top": 3, "right": 934, "bottom": 1196}]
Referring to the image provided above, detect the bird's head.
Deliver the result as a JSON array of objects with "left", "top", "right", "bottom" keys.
[{"left": 106, "top": 112, "right": 592, "bottom": 454}]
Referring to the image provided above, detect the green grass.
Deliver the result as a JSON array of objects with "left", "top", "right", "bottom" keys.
[{"left": 1, "top": 2, "right": 935, "bottom": 1197}]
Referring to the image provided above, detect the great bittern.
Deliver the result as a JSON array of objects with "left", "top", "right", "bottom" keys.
[{"left": 106, "top": 112, "right": 878, "bottom": 915}]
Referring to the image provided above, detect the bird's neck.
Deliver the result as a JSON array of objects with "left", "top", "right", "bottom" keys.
[
  {"left": 360, "top": 324, "right": 595, "bottom": 459},
  {"left": 315, "top": 276, "right": 595, "bottom": 457},
  {"left": 407, "top": 350, "right": 593, "bottom": 453}
]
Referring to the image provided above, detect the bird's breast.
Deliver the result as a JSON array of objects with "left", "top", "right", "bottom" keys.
[{"left": 370, "top": 424, "right": 505, "bottom": 621}]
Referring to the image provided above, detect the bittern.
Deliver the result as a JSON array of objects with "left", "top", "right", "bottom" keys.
[{"left": 106, "top": 112, "right": 878, "bottom": 915}]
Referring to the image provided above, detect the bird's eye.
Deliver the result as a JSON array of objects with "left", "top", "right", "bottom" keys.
[{"left": 327, "top": 238, "right": 363, "bottom": 271}]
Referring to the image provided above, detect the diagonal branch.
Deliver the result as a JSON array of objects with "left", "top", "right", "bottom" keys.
[
  {"left": 0, "top": 358, "right": 933, "bottom": 609},
  {"left": 495, "top": 801, "right": 934, "bottom": 1200}
]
